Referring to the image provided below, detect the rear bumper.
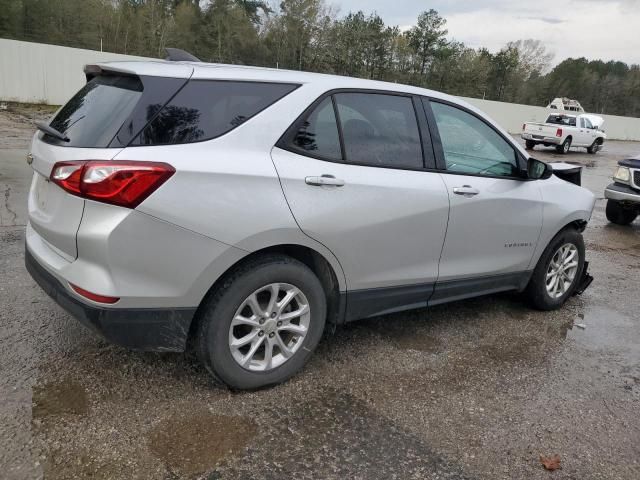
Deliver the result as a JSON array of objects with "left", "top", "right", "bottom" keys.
[
  {"left": 521, "top": 133, "right": 561, "bottom": 145},
  {"left": 605, "top": 183, "right": 640, "bottom": 203},
  {"left": 25, "top": 247, "right": 196, "bottom": 352}
]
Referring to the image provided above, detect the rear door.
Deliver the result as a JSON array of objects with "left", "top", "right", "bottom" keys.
[
  {"left": 272, "top": 91, "right": 449, "bottom": 313},
  {"left": 424, "top": 99, "right": 543, "bottom": 302}
]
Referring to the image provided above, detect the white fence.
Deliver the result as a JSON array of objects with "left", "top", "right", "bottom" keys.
[
  {"left": 1, "top": 38, "right": 640, "bottom": 140},
  {"left": 0, "top": 39, "right": 151, "bottom": 105}
]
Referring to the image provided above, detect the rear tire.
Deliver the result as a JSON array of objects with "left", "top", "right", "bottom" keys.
[
  {"left": 606, "top": 200, "right": 638, "bottom": 225},
  {"left": 525, "top": 228, "right": 585, "bottom": 311},
  {"left": 525, "top": 140, "right": 536, "bottom": 150},
  {"left": 196, "top": 255, "right": 326, "bottom": 389},
  {"left": 556, "top": 137, "right": 571, "bottom": 154}
]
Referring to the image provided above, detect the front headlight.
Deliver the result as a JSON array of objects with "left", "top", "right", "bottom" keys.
[{"left": 613, "top": 166, "right": 630, "bottom": 184}]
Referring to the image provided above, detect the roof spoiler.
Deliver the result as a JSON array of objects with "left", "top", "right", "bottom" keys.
[{"left": 165, "top": 48, "right": 201, "bottom": 62}]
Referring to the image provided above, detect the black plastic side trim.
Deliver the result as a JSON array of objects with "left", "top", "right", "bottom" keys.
[
  {"left": 343, "top": 271, "right": 533, "bottom": 323},
  {"left": 345, "top": 283, "right": 434, "bottom": 322},
  {"left": 25, "top": 248, "right": 196, "bottom": 352},
  {"left": 429, "top": 271, "right": 532, "bottom": 306}
]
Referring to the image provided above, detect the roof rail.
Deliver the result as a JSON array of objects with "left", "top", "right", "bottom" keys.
[{"left": 165, "top": 48, "right": 201, "bottom": 62}]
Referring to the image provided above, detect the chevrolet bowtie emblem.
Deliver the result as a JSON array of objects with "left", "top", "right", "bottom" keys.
[{"left": 26, "top": 153, "right": 33, "bottom": 165}]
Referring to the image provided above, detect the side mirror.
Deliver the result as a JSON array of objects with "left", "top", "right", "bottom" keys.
[{"left": 527, "top": 157, "right": 553, "bottom": 180}]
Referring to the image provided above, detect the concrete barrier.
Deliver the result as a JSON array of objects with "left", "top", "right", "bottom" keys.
[
  {"left": 1, "top": 38, "right": 639, "bottom": 140},
  {"left": 462, "top": 96, "right": 640, "bottom": 142}
]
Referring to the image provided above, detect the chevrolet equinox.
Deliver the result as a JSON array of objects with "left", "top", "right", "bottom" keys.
[{"left": 25, "top": 57, "right": 595, "bottom": 389}]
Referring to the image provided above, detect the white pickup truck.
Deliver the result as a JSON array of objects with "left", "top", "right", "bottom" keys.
[{"left": 522, "top": 113, "right": 606, "bottom": 154}]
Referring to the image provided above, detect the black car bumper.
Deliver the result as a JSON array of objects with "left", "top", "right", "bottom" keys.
[
  {"left": 604, "top": 182, "right": 640, "bottom": 204},
  {"left": 25, "top": 248, "right": 196, "bottom": 352}
]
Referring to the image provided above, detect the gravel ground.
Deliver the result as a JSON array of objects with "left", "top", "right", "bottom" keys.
[{"left": 1, "top": 106, "right": 638, "bottom": 479}]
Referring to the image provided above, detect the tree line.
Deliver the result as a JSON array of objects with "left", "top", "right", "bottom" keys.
[{"left": 1, "top": 0, "right": 639, "bottom": 117}]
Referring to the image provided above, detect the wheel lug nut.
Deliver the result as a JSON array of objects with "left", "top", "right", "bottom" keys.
[
  {"left": 277, "top": 321, "right": 282, "bottom": 327},
  {"left": 258, "top": 331, "right": 264, "bottom": 336},
  {"left": 271, "top": 312, "right": 276, "bottom": 318},
  {"left": 259, "top": 318, "right": 265, "bottom": 325},
  {"left": 269, "top": 332, "right": 275, "bottom": 338}
]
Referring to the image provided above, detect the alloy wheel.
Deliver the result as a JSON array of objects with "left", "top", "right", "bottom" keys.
[
  {"left": 228, "top": 283, "right": 310, "bottom": 371},
  {"left": 545, "top": 243, "right": 579, "bottom": 298}
]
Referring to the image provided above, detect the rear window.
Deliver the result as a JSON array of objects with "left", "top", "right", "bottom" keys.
[
  {"left": 546, "top": 115, "right": 576, "bottom": 127},
  {"left": 133, "top": 81, "right": 299, "bottom": 146},
  {"left": 48, "top": 75, "right": 143, "bottom": 148},
  {"left": 45, "top": 77, "right": 298, "bottom": 148}
]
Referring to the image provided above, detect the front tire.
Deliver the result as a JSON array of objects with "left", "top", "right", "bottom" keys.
[
  {"left": 525, "top": 228, "right": 585, "bottom": 310},
  {"left": 606, "top": 200, "right": 638, "bottom": 225},
  {"left": 586, "top": 140, "right": 600, "bottom": 154},
  {"left": 196, "top": 255, "right": 326, "bottom": 389}
]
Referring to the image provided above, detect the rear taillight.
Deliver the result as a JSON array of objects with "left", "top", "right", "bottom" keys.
[
  {"left": 522, "top": 123, "right": 526, "bottom": 131},
  {"left": 69, "top": 283, "right": 120, "bottom": 304},
  {"left": 556, "top": 128, "right": 563, "bottom": 137},
  {"left": 50, "top": 160, "right": 175, "bottom": 208}
]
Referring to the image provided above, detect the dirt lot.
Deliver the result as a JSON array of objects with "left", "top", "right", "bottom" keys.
[{"left": 1, "top": 106, "right": 639, "bottom": 480}]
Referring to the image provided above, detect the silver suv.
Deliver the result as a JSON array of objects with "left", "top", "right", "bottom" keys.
[{"left": 25, "top": 59, "right": 595, "bottom": 389}]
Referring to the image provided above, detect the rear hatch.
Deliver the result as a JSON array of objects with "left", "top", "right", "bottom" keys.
[{"left": 28, "top": 65, "right": 190, "bottom": 260}]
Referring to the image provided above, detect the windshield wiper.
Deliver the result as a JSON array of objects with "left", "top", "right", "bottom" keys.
[{"left": 35, "top": 121, "right": 70, "bottom": 142}]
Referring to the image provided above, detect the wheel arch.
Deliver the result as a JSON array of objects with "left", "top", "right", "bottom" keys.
[
  {"left": 528, "top": 217, "right": 587, "bottom": 271},
  {"left": 187, "top": 243, "right": 346, "bottom": 350}
]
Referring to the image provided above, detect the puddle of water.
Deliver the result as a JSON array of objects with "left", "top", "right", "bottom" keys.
[
  {"left": 567, "top": 307, "right": 639, "bottom": 356},
  {"left": 479, "top": 336, "right": 542, "bottom": 363},
  {"left": 32, "top": 379, "right": 89, "bottom": 418},
  {"left": 566, "top": 307, "right": 640, "bottom": 390},
  {"left": 148, "top": 412, "right": 257, "bottom": 475}
]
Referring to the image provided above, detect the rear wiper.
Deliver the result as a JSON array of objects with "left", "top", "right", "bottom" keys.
[{"left": 35, "top": 121, "right": 70, "bottom": 142}]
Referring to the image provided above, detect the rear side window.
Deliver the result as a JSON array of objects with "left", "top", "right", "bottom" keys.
[
  {"left": 134, "top": 81, "right": 298, "bottom": 145},
  {"left": 291, "top": 97, "right": 342, "bottom": 160},
  {"left": 47, "top": 75, "right": 143, "bottom": 148},
  {"left": 334, "top": 93, "right": 423, "bottom": 169}
]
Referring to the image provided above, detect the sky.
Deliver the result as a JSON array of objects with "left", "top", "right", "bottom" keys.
[{"left": 333, "top": 0, "right": 640, "bottom": 66}]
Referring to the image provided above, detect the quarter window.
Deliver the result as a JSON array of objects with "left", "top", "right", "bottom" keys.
[
  {"left": 334, "top": 93, "right": 423, "bottom": 169},
  {"left": 429, "top": 101, "right": 519, "bottom": 177},
  {"left": 291, "top": 97, "right": 342, "bottom": 160},
  {"left": 134, "top": 81, "right": 298, "bottom": 145}
]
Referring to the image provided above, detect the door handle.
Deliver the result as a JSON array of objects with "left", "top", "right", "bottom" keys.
[
  {"left": 305, "top": 175, "right": 345, "bottom": 187},
  {"left": 453, "top": 185, "right": 479, "bottom": 197}
]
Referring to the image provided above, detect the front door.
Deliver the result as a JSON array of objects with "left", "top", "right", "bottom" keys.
[
  {"left": 425, "top": 100, "right": 543, "bottom": 302},
  {"left": 272, "top": 92, "right": 450, "bottom": 318}
]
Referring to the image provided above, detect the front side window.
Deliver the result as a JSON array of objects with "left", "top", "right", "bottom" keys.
[
  {"left": 429, "top": 101, "right": 519, "bottom": 177},
  {"left": 334, "top": 93, "right": 423, "bottom": 169},
  {"left": 583, "top": 117, "right": 593, "bottom": 129},
  {"left": 290, "top": 97, "right": 342, "bottom": 160},
  {"left": 134, "top": 81, "right": 298, "bottom": 145}
]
